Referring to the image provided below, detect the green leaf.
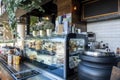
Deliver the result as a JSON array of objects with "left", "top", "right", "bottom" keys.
[{"left": 2, "top": 0, "right": 44, "bottom": 36}]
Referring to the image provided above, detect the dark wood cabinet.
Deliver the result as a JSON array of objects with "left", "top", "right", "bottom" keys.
[{"left": 82, "top": 0, "right": 120, "bottom": 21}]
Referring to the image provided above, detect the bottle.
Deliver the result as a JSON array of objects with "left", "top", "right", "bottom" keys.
[
  {"left": 7, "top": 54, "right": 12, "bottom": 64},
  {"left": 72, "top": 24, "right": 75, "bottom": 33},
  {"left": 116, "top": 47, "right": 119, "bottom": 56}
]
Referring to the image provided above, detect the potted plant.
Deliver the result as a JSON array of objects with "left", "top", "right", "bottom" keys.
[
  {"left": 44, "top": 21, "right": 54, "bottom": 36},
  {"left": 2, "top": 0, "right": 44, "bottom": 36},
  {"left": 37, "top": 22, "right": 45, "bottom": 37},
  {"left": 39, "top": 25, "right": 46, "bottom": 37},
  {"left": 32, "top": 25, "right": 37, "bottom": 37}
]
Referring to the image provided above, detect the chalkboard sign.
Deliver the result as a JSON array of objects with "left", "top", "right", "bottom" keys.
[{"left": 83, "top": 0, "right": 118, "bottom": 19}]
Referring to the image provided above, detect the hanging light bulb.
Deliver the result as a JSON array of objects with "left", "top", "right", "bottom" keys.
[
  {"left": 46, "top": 17, "right": 49, "bottom": 20},
  {"left": 73, "top": 6, "right": 77, "bottom": 11}
]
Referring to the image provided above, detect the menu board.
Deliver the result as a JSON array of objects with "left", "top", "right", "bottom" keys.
[{"left": 83, "top": 0, "right": 118, "bottom": 19}]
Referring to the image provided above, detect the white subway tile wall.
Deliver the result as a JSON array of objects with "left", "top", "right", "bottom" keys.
[{"left": 87, "top": 19, "right": 120, "bottom": 52}]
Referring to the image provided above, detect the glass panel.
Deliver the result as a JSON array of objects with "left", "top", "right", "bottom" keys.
[
  {"left": 69, "top": 38, "right": 85, "bottom": 54},
  {"left": 25, "top": 36, "right": 66, "bottom": 78},
  {"left": 69, "top": 38, "right": 85, "bottom": 69}
]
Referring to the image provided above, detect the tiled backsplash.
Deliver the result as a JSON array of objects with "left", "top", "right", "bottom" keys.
[{"left": 87, "top": 19, "right": 120, "bottom": 52}]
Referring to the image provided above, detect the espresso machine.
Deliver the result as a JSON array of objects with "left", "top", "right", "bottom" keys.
[
  {"left": 78, "top": 32, "right": 117, "bottom": 80},
  {"left": 87, "top": 32, "right": 96, "bottom": 50}
]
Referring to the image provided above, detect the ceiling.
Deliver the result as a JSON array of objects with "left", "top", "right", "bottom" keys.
[
  {"left": 23, "top": 0, "right": 57, "bottom": 17},
  {"left": 0, "top": 0, "right": 57, "bottom": 22}
]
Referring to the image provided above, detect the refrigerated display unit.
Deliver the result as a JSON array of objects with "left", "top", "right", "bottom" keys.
[{"left": 24, "top": 33, "right": 88, "bottom": 80}]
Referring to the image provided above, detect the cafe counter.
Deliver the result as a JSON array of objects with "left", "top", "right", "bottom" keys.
[{"left": 0, "top": 56, "right": 63, "bottom": 80}]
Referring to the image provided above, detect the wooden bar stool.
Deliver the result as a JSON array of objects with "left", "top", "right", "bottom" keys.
[{"left": 110, "top": 66, "right": 120, "bottom": 80}]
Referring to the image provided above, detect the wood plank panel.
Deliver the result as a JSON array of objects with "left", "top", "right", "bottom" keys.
[{"left": 57, "top": 0, "right": 72, "bottom": 16}]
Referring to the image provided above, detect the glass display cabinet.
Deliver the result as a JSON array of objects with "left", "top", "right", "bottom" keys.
[{"left": 24, "top": 33, "right": 88, "bottom": 79}]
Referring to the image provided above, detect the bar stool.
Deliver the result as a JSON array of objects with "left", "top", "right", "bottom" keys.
[{"left": 110, "top": 66, "right": 120, "bottom": 80}]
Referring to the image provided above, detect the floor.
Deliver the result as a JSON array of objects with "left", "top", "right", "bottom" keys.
[{"left": 68, "top": 74, "right": 79, "bottom": 80}]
